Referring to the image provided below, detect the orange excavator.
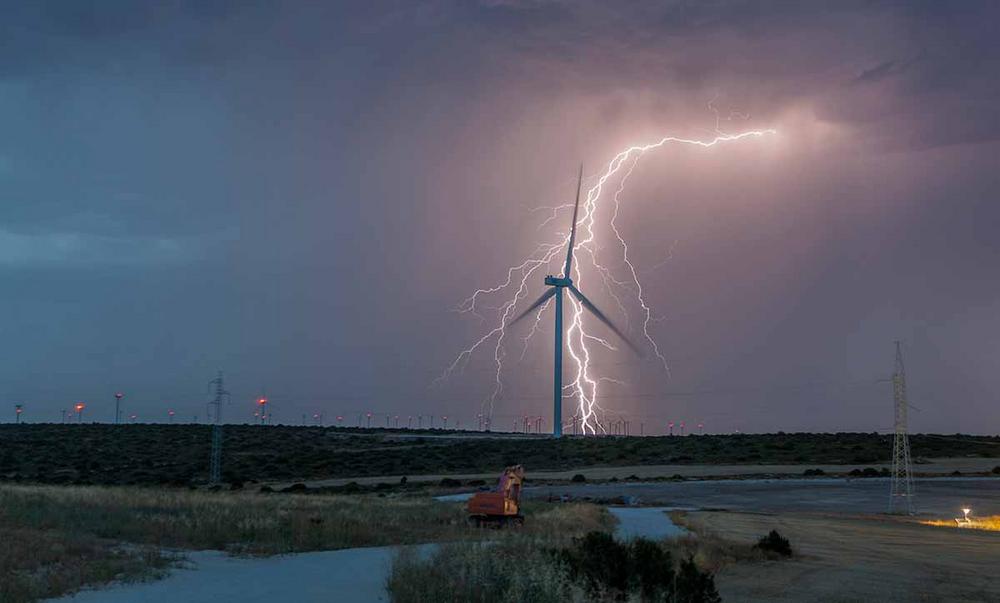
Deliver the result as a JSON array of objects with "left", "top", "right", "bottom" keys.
[{"left": 467, "top": 464, "right": 525, "bottom": 527}]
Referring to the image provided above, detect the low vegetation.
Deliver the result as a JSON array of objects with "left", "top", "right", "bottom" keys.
[
  {"left": 0, "top": 527, "right": 172, "bottom": 603},
  {"left": 0, "top": 483, "right": 608, "bottom": 602},
  {"left": 754, "top": 530, "right": 793, "bottom": 557},
  {"left": 388, "top": 509, "right": 788, "bottom": 603},
  {"left": 389, "top": 531, "right": 725, "bottom": 602},
  {"left": 2, "top": 424, "right": 998, "bottom": 486},
  {"left": 667, "top": 512, "right": 790, "bottom": 571}
]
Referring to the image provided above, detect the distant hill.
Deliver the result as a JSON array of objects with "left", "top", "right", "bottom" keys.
[{"left": 1, "top": 424, "right": 998, "bottom": 487}]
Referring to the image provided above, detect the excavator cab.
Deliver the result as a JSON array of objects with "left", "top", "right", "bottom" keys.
[{"left": 467, "top": 464, "right": 525, "bottom": 527}]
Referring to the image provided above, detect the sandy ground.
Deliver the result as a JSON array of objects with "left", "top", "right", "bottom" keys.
[
  {"left": 271, "top": 457, "right": 1000, "bottom": 488},
  {"left": 48, "top": 545, "right": 434, "bottom": 603},
  {"left": 687, "top": 510, "right": 1000, "bottom": 602}
]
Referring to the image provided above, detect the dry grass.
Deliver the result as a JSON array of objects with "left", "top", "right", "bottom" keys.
[
  {"left": 387, "top": 502, "right": 614, "bottom": 602},
  {"left": 0, "top": 485, "right": 607, "bottom": 555},
  {"left": 668, "top": 511, "right": 776, "bottom": 572},
  {"left": 685, "top": 510, "right": 1000, "bottom": 602},
  {"left": 0, "top": 484, "right": 611, "bottom": 602},
  {"left": 389, "top": 540, "right": 583, "bottom": 603},
  {"left": 388, "top": 508, "right": 748, "bottom": 603},
  {"left": 0, "top": 527, "right": 172, "bottom": 603}
]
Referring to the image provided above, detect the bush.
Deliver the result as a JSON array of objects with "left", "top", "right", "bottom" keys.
[
  {"left": 754, "top": 530, "right": 792, "bottom": 557},
  {"left": 439, "top": 478, "right": 462, "bottom": 487},
  {"left": 389, "top": 541, "right": 572, "bottom": 603},
  {"left": 631, "top": 538, "right": 674, "bottom": 601},
  {"left": 571, "top": 474, "right": 587, "bottom": 483},
  {"left": 992, "top": 466, "right": 1000, "bottom": 475},
  {"left": 802, "top": 468, "right": 825, "bottom": 477},
  {"left": 559, "top": 532, "right": 631, "bottom": 599},
  {"left": 675, "top": 555, "right": 722, "bottom": 603},
  {"left": 558, "top": 532, "right": 720, "bottom": 602}
]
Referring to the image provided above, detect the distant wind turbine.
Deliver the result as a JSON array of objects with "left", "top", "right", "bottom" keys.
[{"left": 510, "top": 165, "right": 641, "bottom": 437}]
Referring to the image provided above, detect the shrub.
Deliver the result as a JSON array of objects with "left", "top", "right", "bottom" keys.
[
  {"left": 388, "top": 541, "right": 572, "bottom": 603},
  {"left": 675, "top": 555, "right": 722, "bottom": 603},
  {"left": 558, "top": 533, "right": 719, "bottom": 602},
  {"left": 439, "top": 478, "right": 462, "bottom": 487},
  {"left": 992, "top": 466, "right": 1000, "bottom": 475},
  {"left": 571, "top": 474, "right": 587, "bottom": 483},
  {"left": 559, "top": 531, "right": 631, "bottom": 599},
  {"left": 631, "top": 538, "right": 674, "bottom": 601},
  {"left": 754, "top": 530, "right": 792, "bottom": 557}
]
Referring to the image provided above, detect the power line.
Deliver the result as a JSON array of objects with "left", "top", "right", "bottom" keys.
[
  {"left": 889, "top": 342, "right": 915, "bottom": 515},
  {"left": 207, "top": 371, "right": 230, "bottom": 485}
]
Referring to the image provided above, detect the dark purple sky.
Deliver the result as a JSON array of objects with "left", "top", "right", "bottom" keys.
[{"left": 1, "top": 1, "right": 997, "bottom": 433}]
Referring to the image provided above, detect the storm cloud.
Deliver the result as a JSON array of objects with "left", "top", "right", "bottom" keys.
[{"left": 1, "top": 1, "right": 997, "bottom": 433}]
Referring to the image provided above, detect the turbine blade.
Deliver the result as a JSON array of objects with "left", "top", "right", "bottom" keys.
[
  {"left": 509, "top": 287, "right": 557, "bottom": 326},
  {"left": 568, "top": 285, "right": 643, "bottom": 356},
  {"left": 563, "top": 164, "right": 583, "bottom": 277}
]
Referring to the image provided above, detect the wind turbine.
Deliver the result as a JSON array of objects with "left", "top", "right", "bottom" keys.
[{"left": 511, "top": 165, "right": 641, "bottom": 437}]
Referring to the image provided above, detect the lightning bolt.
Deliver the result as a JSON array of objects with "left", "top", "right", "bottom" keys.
[{"left": 441, "top": 127, "right": 776, "bottom": 434}]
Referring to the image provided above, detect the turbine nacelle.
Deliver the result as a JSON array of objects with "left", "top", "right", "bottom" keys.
[{"left": 544, "top": 275, "right": 572, "bottom": 287}]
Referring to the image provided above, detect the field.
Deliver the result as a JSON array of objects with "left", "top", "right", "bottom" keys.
[
  {"left": 4, "top": 426, "right": 999, "bottom": 601},
  {"left": 2, "top": 424, "right": 999, "bottom": 487},
  {"left": 682, "top": 510, "right": 1000, "bottom": 602},
  {"left": 0, "top": 483, "right": 610, "bottom": 602}
]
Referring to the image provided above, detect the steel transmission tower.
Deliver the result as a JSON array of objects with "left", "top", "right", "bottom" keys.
[
  {"left": 889, "top": 342, "right": 915, "bottom": 514},
  {"left": 207, "top": 371, "right": 230, "bottom": 485}
]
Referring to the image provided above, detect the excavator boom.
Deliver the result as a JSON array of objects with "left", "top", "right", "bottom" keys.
[{"left": 467, "top": 465, "right": 525, "bottom": 528}]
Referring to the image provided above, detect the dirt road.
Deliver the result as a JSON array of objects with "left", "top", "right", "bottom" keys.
[{"left": 271, "top": 457, "right": 1000, "bottom": 489}]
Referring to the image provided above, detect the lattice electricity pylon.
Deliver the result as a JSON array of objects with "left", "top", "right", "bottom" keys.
[
  {"left": 889, "top": 341, "right": 915, "bottom": 514},
  {"left": 207, "top": 371, "right": 230, "bottom": 485}
]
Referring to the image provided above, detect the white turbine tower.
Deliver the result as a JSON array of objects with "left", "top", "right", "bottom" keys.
[{"left": 510, "top": 166, "right": 641, "bottom": 437}]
